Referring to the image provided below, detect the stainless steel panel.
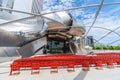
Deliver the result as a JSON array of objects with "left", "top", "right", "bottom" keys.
[
  {"left": 0, "top": 47, "right": 20, "bottom": 57},
  {"left": 18, "top": 37, "right": 47, "bottom": 57},
  {"left": 56, "top": 11, "right": 72, "bottom": 26},
  {"left": 0, "top": 29, "right": 26, "bottom": 46}
]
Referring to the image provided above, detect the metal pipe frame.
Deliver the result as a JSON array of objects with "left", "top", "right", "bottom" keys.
[
  {"left": 0, "top": 2, "right": 120, "bottom": 26},
  {"left": 108, "top": 39, "right": 120, "bottom": 45},
  {"left": 85, "top": 0, "right": 104, "bottom": 36},
  {"left": 86, "top": 26, "right": 120, "bottom": 45},
  {"left": 93, "top": 26, "right": 120, "bottom": 45},
  {"left": 96, "top": 26, "right": 120, "bottom": 42},
  {"left": 0, "top": 2, "right": 120, "bottom": 45}
]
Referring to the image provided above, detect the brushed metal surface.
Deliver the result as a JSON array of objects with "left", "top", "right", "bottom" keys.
[
  {"left": 42, "top": 10, "right": 72, "bottom": 27},
  {"left": 0, "top": 47, "right": 20, "bottom": 57},
  {"left": 18, "top": 37, "right": 47, "bottom": 57},
  {"left": 56, "top": 11, "right": 72, "bottom": 26},
  {"left": 0, "top": 29, "right": 26, "bottom": 46},
  {"left": 0, "top": 10, "right": 85, "bottom": 58}
]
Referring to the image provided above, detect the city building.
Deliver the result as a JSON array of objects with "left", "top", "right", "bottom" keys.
[{"left": 87, "top": 36, "right": 94, "bottom": 46}]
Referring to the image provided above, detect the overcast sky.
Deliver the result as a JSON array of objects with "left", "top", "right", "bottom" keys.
[{"left": 43, "top": 0, "right": 120, "bottom": 46}]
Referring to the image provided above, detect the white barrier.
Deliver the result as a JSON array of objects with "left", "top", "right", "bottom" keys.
[{"left": 93, "top": 50, "right": 120, "bottom": 53}]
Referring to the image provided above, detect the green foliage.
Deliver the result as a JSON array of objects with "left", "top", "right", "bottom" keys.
[
  {"left": 108, "top": 46, "right": 114, "bottom": 50},
  {"left": 102, "top": 46, "right": 108, "bottom": 50},
  {"left": 91, "top": 44, "right": 95, "bottom": 50},
  {"left": 114, "top": 46, "right": 120, "bottom": 50},
  {"left": 91, "top": 44, "right": 120, "bottom": 50},
  {"left": 95, "top": 46, "right": 102, "bottom": 50}
]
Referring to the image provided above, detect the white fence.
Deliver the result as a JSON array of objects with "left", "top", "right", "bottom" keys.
[{"left": 93, "top": 50, "right": 120, "bottom": 53}]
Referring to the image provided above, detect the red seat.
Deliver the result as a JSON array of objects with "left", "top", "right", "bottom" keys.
[
  {"left": 10, "top": 63, "right": 20, "bottom": 75},
  {"left": 31, "top": 63, "right": 40, "bottom": 74},
  {"left": 67, "top": 64, "right": 75, "bottom": 72}
]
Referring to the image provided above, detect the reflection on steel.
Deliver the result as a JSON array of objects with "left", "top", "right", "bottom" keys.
[
  {"left": 55, "top": 12, "right": 72, "bottom": 26},
  {"left": 0, "top": 2, "right": 120, "bottom": 18},
  {"left": 0, "top": 12, "right": 18, "bottom": 20},
  {"left": 18, "top": 37, "right": 47, "bottom": 57},
  {"left": 0, "top": 11, "right": 71, "bottom": 27},
  {"left": 0, "top": 16, "right": 36, "bottom": 26},
  {"left": 0, "top": 47, "right": 19, "bottom": 57},
  {"left": 0, "top": 2, "right": 120, "bottom": 26},
  {"left": 0, "top": 0, "right": 45, "bottom": 59},
  {"left": 10, "top": 52, "right": 120, "bottom": 75},
  {"left": 0, "top": 10, "right": 85, "bottom": 58},
  {"left": 0, "top": 29, "right": 41, "bottom": 46},
  {"left": 0, "top": 1, "right": 88, "bottom": 58},
  {"left": 85, "top": 0, "right": 104, "bottom": 36},
  {"left": 0, "top": 29, "right": 25, "bottom": 46},
  {"left": 0, "top": 13, "right": 68, "bottom": 32}
]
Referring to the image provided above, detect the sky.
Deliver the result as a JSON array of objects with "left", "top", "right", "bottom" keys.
[{"left": 43, "top": 0, "right": 120, "bottom": 46}]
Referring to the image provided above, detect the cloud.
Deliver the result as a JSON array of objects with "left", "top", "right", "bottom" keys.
[
  {"left": 43, "top": 0, "right": 120, "bottom": 45},
  {"left": 82, "top": 5, "right": 120, "bottom": 45},
  {"left": 43, "top": 0, "right": 73, "bottom": 10},
  {"left": 94, "top": 7, "right": 120, "bottom": 29}
]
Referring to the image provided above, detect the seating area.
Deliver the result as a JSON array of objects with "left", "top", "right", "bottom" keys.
[{"left": 10, "top": 52, "right": 120, "bottom": 75}]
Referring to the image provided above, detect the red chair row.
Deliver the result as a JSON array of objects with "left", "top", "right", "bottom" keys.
[{"left": 10, "top": 53, "right": 120, "bottom": 75}]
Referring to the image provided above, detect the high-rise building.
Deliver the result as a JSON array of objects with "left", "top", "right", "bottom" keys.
[
  {"left": 0, "top": 0, "right": 43, "bottom": 17},
  {"left": 87, "top": 36, "right": 94, "bottom": 46},
  {"left": 6, "top": 0, "right": 15, "bottom": 9},
  {"left": 13, "top": 0, "right": 43, "bottom": 17},
  {"left": 0, "top": 0, "right": 43, "bottom": 13},
  {"left": 0, "top": 0, "right": 2, "bottom": 7},
  {"left": 0, "top": 0, "right": 15, "bottom": 9},
  {"left": 0, "top": 0, "right": 14, "bottom": 12},
  {"left": 0, "top": 0, "right": 44, "bottom": 32},
  {"left": 32, "top": 0, "right": 43, "bottom": 14}
]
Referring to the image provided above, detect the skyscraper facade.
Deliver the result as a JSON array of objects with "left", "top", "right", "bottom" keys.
[
  {"left": 0, "top": 0, "right": 2, "bottom": 7},
  {"left": 31, "top": 0, "right": 43, "bottom": 14},
  {"left": 6, "top": 0, "right": 15, "bottom": 9},
  {"left": 87, "top": 36, "right": 94, "bottom": 46},
  {"left": 0, "top": 0, "right": 15, "bottom": 8}
]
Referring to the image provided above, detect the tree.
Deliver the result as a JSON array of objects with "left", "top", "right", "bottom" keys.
[{"left": 108, "top": 46, "right": 114, "bottom": 50}]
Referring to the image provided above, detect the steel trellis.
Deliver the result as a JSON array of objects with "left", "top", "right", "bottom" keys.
[
  {"left": 0, "top": 2, "right": 120, "bottom": 26},
  {"left": 86, "top": 26, "right": 120, "bottom": 45},
  {"left": 95, "top": 26, "right": 120, "bottom": 43},
  {"left": 85, "top": 0, "right": 104, "bottom": 36},
  {"left": 108, "top": 39, "right": 120, "bottom": 45},
  {"left": 0, "top": 2, "right": 120, "bottom": 45}
]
